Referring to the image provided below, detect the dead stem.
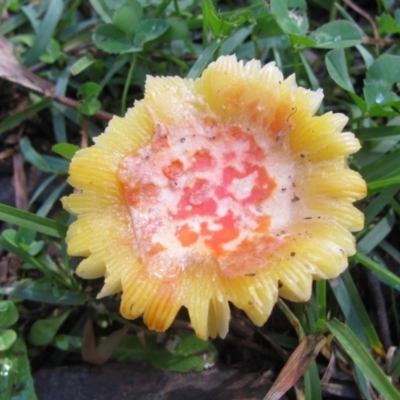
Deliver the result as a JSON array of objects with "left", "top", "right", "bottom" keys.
[{"left": 343, "top": 0, "right": 380, "bottom": 50}]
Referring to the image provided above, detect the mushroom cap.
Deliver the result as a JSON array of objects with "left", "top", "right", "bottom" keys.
[{"left": 62, "top": 55, "right": 366, "bottom": 339}]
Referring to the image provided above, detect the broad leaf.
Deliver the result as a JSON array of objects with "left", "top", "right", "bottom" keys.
[
  {"left": 325, "top": 48, "right": 354, "bottom": 92},
  {"left": 310, "top": 20, "right": 362, "bottom": 49},
  {"left": 0, "top": 301, "right": 19, "bottom": 328},
  {"left": 113, "top": 332, "right": 218, "bottom": 372},
  {"left": 363, "top": 54, "right": 400, "bottom": 109}
]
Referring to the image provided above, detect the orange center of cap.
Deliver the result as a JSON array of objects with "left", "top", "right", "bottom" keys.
[{"left": 118, "top": 120, "right": 284, "bottom": 277}]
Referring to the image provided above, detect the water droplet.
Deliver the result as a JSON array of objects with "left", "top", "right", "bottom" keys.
[
  {"left": 376, "top": 93, "right": 385, "bottom": 104},
  {"left": 334, "top": 35, "right": 341, "bottom": 42}
]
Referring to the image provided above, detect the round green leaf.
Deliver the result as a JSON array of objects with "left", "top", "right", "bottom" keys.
[
  {"left": 39, "top": 38, "right": 60, "bottom": 64},
  {"left": 1, "top": 229, "right": 19, "bottom": 246},
  {"left": 53, "top": 334, "right": 82, "bottom": 351},
  {"left": 12, "top": 34, "right": 35, "bottom": 47},
  {"left": 1, "top": 337, "right": 37, "bottom": 400},
  {"left": 78, "top": 82, "right": 101, "bottom": 100},
  {"left": 27, "top": 240, "right": 45, "bottom": 256},
  {"left": 78, "top": 99, "right": 102, "bottom": 116},
  {"left": 0, "top": 301, "right": 19, "bottom": 328},
  {"left": 108, "top": 0, "right": 125, "bottom": 9},
  {"left": 132, "top": 19, "right": 169, "bottom": 50},
  {"left": 8, "top": 1, "right": 22, "bottom": 11},
  {"left": 271, "top": 0, "right": 309, "bottom": 37},
  {"left": 0, "top": 329, "right": 17, "bottom": 351},
  {"left": 162, "top": 17, "right": 190, "bottom": 41},
  {"left": 52, "top": 143, "right": 80, "bottom": 160},
  {"left": 93, "top": 23, "right": 132, "bottom": 53},
  {"left": 113, "top": 0, "right": 142, "bottom": 38},
  {"left": 377, "top": 12, "right": 400, "bottom": 34},
  {"left": 310, "top": 20, "right": 362, "bottom": 49},
  {"left": 325, "top": 48, "right": 354, "bottom": 92},
  {"left": 363, "top": 54, "right": 400, "bottom": 109},
  {"left": 28, "top": 310, "right": 71, "bottom": 347}
]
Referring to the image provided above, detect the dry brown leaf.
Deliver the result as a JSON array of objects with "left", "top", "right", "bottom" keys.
[
  {"left": 82, "top": 318, "right": 129, "bottom": 365},
  {"left": 0, "top": 254, "right": 21, "bottom": 283},
  {"left": 263, "top": 334, "right": 327, "bottom": 400},
  {"left": 0, "top": 147, "right": 15, "bottom": 160},
  {"left": 0, "top": 35, "right": 113, "bottom": 122},
  {"left": 0, "top": 35, "right": 53, "bottom": 95},
  {"left": 12, "top": 150, "right": 28, "bottom": 210}
]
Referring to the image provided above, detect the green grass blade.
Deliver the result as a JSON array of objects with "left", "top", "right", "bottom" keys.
[
  {"left": 354, "top": 252, "right": 400, "bottom": 290},
  {"left": 98, "top": 55, "right": 130, "bottom": 93},
  {"left": 304, "top": 362, "right": 322, "bottom": 400},
  {"left": 277, "top": 299, "right": 305, "bottom": 338},
  {"left": 330, "top": 275, "right": 366, "bottom": 339},
  {"left": 315, "top": 280, "right": 326, "bottom": 322},
  {"left": 20, "top": 137, "right": 69, "bottom": 174},
  {"left": 355, "top": 125, "right": 400, "bottom": 141},
  {"left": 299, "top": 52, "right": 320, "bottom": 91},
  {"left": 24, "top": 0, "right": 64, "bottom": 66},
  {"left": 36, "top": 182, "right": 68, "bottom": 218},
  {"left": 52, "top": 105, "right": 67, "bottom": 143},
  {"left": 354, "top": 365, "right": 373, "bottom": 400},
  {"left": 0, "top": 235, "right": 47, "bottom": 273},
  {"left": 380, "top": 240, "right": 400, "bottom": 265},
  {"left": 358, "top": 210, "right": 395, "bottom": 254},
  {"left": 341, "top": 270, "right": 385, "bottom": 355},
  {"left": 89, "top": 0, "right": 113, "bottom": 23},
  {"left": 327, "top": 319, "right": 400, "bottom": 399},
  {"left": 368, "top": 176, "right": 400, "bottom": 190},
  {"left": 0, "top": 203, "right": 67, "bottom": 239},
  {"left": 2, "top": 238, "right": 74, "bottom": 295},
  {"left": 70, "top": 55, "right": 96, "bottom": 76},
  {"left": 361, "top": 148, "right": 400, "bottom": 183},
  {"left": 330, "top": 271, "right": 384, "bottom": 357},
  {"left": 219, "top": 27, "right": 251, "bottom": 55},
  {"left": 0, "top": 97, "right": 52, "bottom": 137},
  {"left": 0, "top": 13, "right": 27, "bottom": 35},
  {"left": 28, "top": 175, "right": 57, "bottom": 208},
  {"left": 363, "top": 185, "right": 400, "bottom": 225},
  {"left": 187, "top": 41, "right": 220, "bottom": 79}
]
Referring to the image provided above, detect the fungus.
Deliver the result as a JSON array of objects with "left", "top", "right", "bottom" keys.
[{"left": 62, "top": 55, "right": 366, "bottom": 339}]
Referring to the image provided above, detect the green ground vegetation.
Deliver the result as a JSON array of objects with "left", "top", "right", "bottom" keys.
[{"left": 1, "top": 0, "right": 400, "bottom": 398}]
